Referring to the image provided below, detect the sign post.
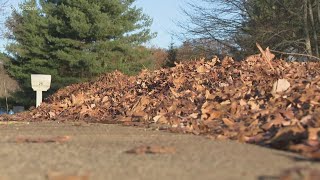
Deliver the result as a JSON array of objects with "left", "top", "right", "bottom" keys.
[{"left": 31, "top": 74, "right": 51, "bottom": 107}]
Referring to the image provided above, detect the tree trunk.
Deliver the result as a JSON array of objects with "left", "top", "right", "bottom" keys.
[
  {"left": 308, "top": 0, "right": 319, "bottom": 57},
  {"left": 317, "top": 0, "right": 320, "bottom": 23},
  {"left": 303, "top": 0, "right": 313, "bottom": 55}
]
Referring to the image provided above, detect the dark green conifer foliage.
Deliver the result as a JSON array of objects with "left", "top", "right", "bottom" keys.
[
  {"left": 164, "top": 42, "right": 177, "bottom": 67},
  {"left": 5, "top": 0, "right": 154, "bottom": 106}
]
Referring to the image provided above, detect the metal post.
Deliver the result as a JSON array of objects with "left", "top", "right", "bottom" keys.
[{"left": 36, "top": 91, "right": 42, "bottom": 107}]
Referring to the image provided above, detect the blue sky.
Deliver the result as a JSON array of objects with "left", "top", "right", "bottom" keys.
[
  {"left": 134, "top": 0, "right": 186, "bottom": 48},
  {"left": 0, "top": 0, "right": 186, "bottom": 51}
]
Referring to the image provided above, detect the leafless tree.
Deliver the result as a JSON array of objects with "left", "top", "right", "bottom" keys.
[
  {"left": 177, "top": 0, "right": 246, "bottom": 55},
  {"left": 0, "top": 0, "right": 9, "bottom": 38},
  {"left": 178, "top": 0, "right": 320, "bottom": 60}
]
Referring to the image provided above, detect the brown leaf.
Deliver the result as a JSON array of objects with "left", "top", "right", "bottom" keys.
[
  {"left": 256, "top": 43, "right": 275, "bottom": 71},
  {"left": 303, "top": 151, "right": 320, "bottom": 160},
  {"left": 48, "top": 111, "right": 56, "bottom": 118},
  {"left": 300, "top": 115, "right": 313, "bottom": 125},
  {"left": 280, "top": 110, "right": 295, "bottom": 120},
  {"left": 239, "top": 99, "right": 247, "bottom": 106},
  {"left": 47, "top": 172, "right": 89, "bottom": 180},
  {"left": 205, "top": 90, "right": 215, "bottom": 100},
  {"left": 132, "top": 110, "right": 147, "bottom": 117},
  {"left": 278, "top": 167, "right": 320, "bottom": 180},
  {"left": 14, "top": 136, "right": 71, "bottom": 143},
  {"left": 196, "top": 65, "right": 207, "bottom": 73},
  {"left": 222, "top": 118, "right": 235, "bottom": 127},
  {"left": 247, "top": 100, "right": 260, "bottom": 111},
  {"left": 272, "top": 79, "right": 291, "bottom": 94},
  {"left": 267, "top": 125, "right": 306, "bottom": 148},
  {"left": 308, "top": 128, "right": 320, "bottom": 141},
  {"left": 172, "top": 76, "right": 186, "bottom": 89},
  {"left": 230, "top": 101, "right": 238, "bottom": 115},
  {"left": 153, "top": 115, "right": 168, "bottom": 124},
  {"left": 265, "top": 47, "right": 275, "bottom": 62},
  {"left": 125, "top": 145, "right": 176, "bottom": 154},
  {"left": 261, "top": 113, "right": 285, "bottom": 130},
  {"left": 71, "top": 93, "right": 85, "bottom": 106},
  {"left": 221, "top": 56, "right": 234, "bottom": 67},
  {"left": 239, "top": 133, "right": 265, "bottom": 144},
  {"left": 289, "top": 143, "right": 319, "bottom": 153}
]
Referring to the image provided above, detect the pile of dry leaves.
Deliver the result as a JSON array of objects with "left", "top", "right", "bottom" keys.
[{"left": 4, "top": 46, "right": 320, "bottom": 159}]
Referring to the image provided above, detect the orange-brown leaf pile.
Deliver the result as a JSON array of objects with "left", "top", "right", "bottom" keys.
[{"left": 5, "top": 49, "right": 320, "bottom": 158}]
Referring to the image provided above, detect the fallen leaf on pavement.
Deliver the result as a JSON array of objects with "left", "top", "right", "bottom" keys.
[
  {"left": 47, "top": 172, "right": 89, "bottom": 180},
  {"left": 125, "top": 145, "right": 176, "bottom": 154},
  {"left": 278, "top": 167, "right": 320, "bottom": 180},
  {"left": 14, "top": 136, "right": 71, "bottom": 143},
  {"left": 303, "top": 151, "right": 320, "bottom": 161}
]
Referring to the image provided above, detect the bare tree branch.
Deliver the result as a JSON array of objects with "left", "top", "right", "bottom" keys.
[
  {"left": 0, "top": 0, "right": 9, "bottom": 39},
  {"left": 271, "top": 49, "right": 320, "bottom": 61},
  {"left": 177, "top": 0, "right": 320, "bottom": 60}
]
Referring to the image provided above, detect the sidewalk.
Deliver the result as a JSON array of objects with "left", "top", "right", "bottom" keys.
[{"left": 0, "top": 121, "right": 318, "bottom": 180}]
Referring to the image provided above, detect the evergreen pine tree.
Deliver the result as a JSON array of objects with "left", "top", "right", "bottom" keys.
[
  {"left": 5, "top": 0, "right": 154, "bottom": 106},
  {"left": 164, "top": 42, "right": 177, "bottom": 67}
]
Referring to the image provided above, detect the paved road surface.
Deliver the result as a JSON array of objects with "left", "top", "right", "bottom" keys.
[{"left": 0, "top": 121, "right": 318, "bottom": 180}]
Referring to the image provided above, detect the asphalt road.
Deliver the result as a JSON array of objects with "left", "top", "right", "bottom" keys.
[{"left": 0, "top": 121, "right": 318, "bottom": 180}]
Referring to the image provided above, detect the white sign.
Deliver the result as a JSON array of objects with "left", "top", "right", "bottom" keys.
[
  {"left": 31, "top": 74, "right": 51, "bottom": 91},
  {"left": 31, "top": 74, "right": 51, "bottom": 107}
]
